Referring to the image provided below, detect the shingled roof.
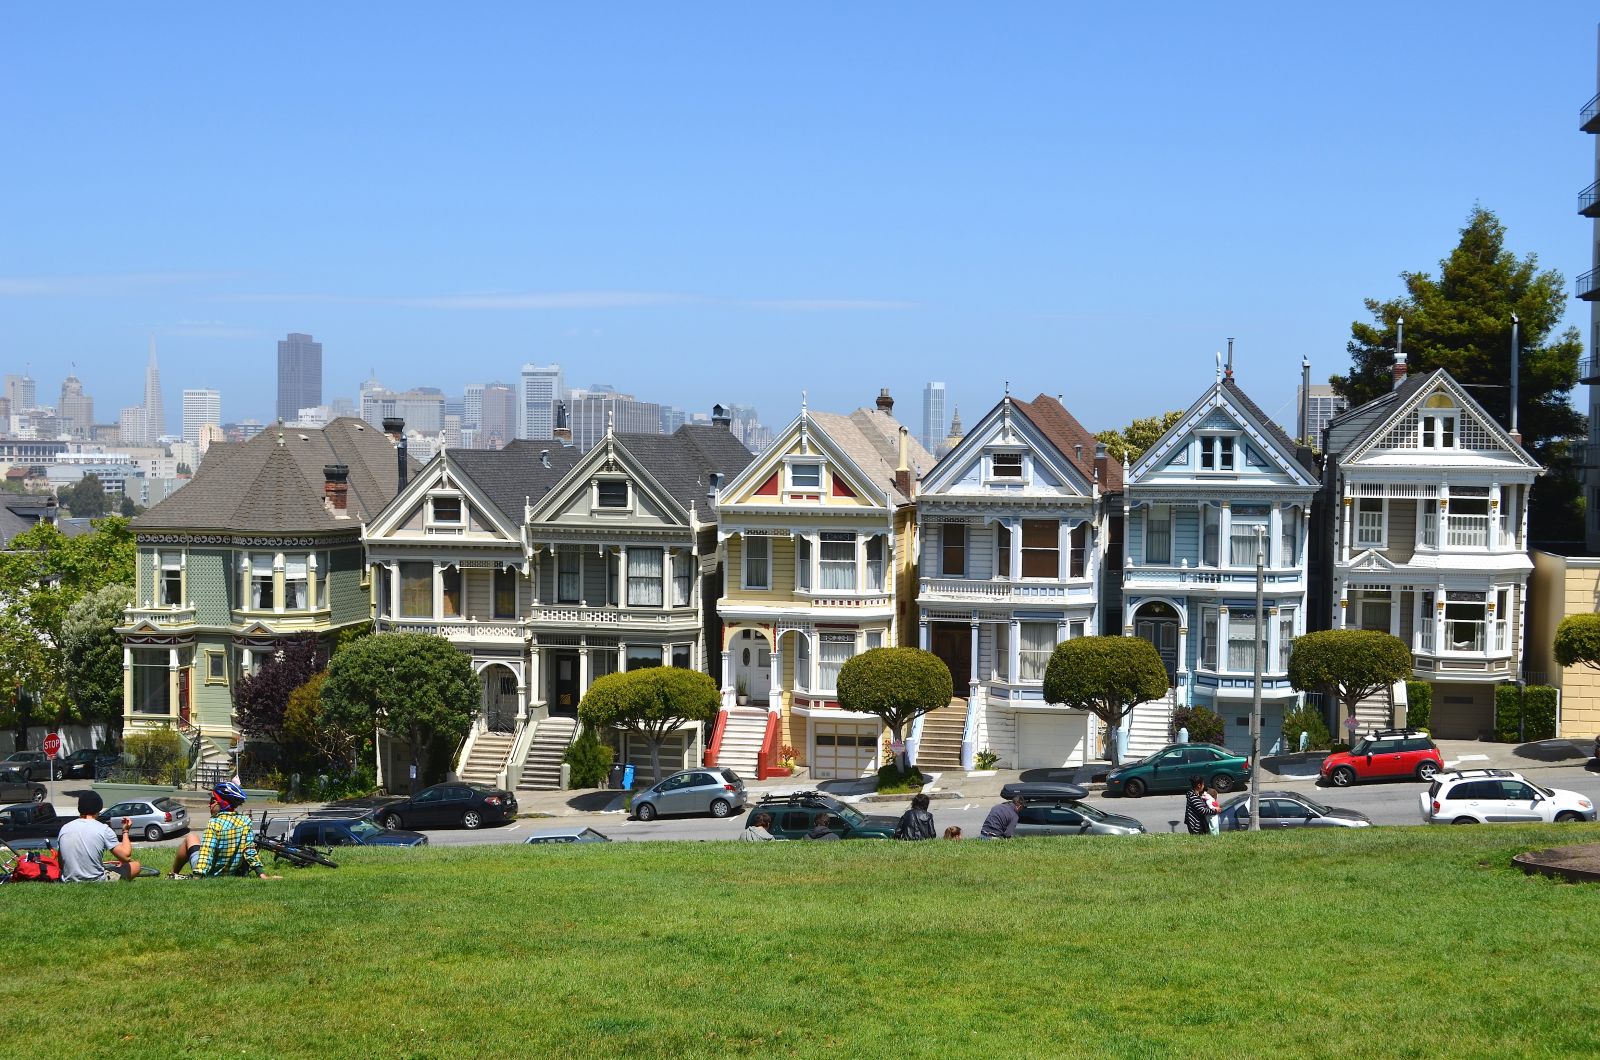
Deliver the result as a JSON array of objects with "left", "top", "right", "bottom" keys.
[
  {"left": 807, "top": 408, "right": 933, "bottom": 505},
  {"left": 132, "top": 418, "right": 417, "bottom": 533},
  {"left": 446, "top": 441, "right": 585, "bottom": 525},
  {"left": 1011, "top": 394, "right": 1123, "bottom": 491},
  {"left": 1322, "top": 372, "right": 1429, "bottom": 458},
  {"left": 611, "top": 424, "right": 754, "bottom": 514}
]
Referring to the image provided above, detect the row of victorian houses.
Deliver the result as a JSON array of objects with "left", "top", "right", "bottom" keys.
[{"left": 113, "top": 356, "right": 1547, "bottom": 790}]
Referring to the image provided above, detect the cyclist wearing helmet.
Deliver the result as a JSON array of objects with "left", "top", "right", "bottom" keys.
[{"left": 170, "top": 781, "right": 277, "bottom": 879}]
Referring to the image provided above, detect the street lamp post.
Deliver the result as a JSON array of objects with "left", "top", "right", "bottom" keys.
[{"left": 1250, "top": 525, "right": 1266, "bottom": 832}]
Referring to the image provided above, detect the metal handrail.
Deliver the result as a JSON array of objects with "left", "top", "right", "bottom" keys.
[
  {"left": 1583, "top": 93, "right": 1600, "bottom": 130},
  {"left": 1583, "top": 179, "right": 1600, "bottom": 214},
  {"left": 1579, "top": 266, "right": 1600, "bottom": 300}
]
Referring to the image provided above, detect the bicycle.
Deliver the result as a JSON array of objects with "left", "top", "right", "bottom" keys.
[{"left": 252, "top": 812, "right": 338, "bottom": 869}]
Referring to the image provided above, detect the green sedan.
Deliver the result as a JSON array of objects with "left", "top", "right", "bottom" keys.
[{"left": 1103, "top": 743, "right": 1252, "bottom": 798}]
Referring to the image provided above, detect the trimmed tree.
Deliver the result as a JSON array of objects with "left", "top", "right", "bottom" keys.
[
  {"left": 835, "top": 647, "right": 952, "bottom": 774},
  {"left": 283, "top": 672, "right": 363, "bottom": 775},
  {"left": 578, "top": 667, "right": 719, "bottom": 786},
  {"left": 1042, "top": 636, "right": 1169, "bottom": 766},
  {"left": 1287, "top": 629, "right": 1412, "bottom": 735},
  {"left": 1553, "top": 613, "right": 1600, "bottom": 674},
  {"left": 234, "top": 633, "right": 327, "bottom": 743},
  {"left": 320, "top": 632, "right": 478, "bottom": 792},
  {"left": 61, "top": 583, "right": 136, "bottom": 740}
]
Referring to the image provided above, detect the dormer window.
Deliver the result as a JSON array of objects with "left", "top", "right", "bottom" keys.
[
  {"left": 789, "top": 463, "right": 822, "bottom": 490},
  {"left": 430, "top": 496, "right": 462, "bottom": 524},
  {"left": 991, "top": 452, "right": 1023, "bottom": 478},
  {"left": 596, "top": 480, "right": 629, "bottom": 508},
  {"left": 1200, "top": 436, "right": 1235, "bottom": 471}
]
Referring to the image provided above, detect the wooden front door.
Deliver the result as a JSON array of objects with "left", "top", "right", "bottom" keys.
[
  {"left": 1135, "top": 618, "right": 1179, "bottom": 686},
  {"left": 552, "top": 652, "right": 580, "bottom": 717},
  {"left": 931, "top": 623, "right": 972, "bottom": 690}
]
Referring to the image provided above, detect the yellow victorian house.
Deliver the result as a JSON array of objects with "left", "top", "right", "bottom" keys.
[{"left": 710, "top": 390, "right": 931, "bottom": 780}]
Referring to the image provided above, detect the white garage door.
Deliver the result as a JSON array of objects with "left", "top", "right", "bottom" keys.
[
  {"left": 1017, "top": 713, "right": 1087, "bottom": 770},
  {"left": 812, "top": 722, "right": 880, "bottom": 780}
]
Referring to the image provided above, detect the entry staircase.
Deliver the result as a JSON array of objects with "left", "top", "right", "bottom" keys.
[
  {"left": 515, "top": 717, "right": 579, "bottom": 793},
  {"left": 179, "top": 722, "right": 233, "bottom": 785},
  {"left": 459, "top": 730, "right": 516, "bottom": 787},
  {"left": 1125, "top": 687, "right": 1178, "bottom": 760},
  {"left": 913, "top": 698, "right": 967, "bottom": 772},
  {"left": 1350, "top": 683, "right": 1399, "bottom": 736},
  {"left": 714, "top": 709, "right": 769, "bottom": 778}
]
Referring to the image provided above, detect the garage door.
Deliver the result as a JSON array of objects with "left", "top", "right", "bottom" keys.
[
  {"left": 1017, "top": 713, "right": 1087, "bottom": 770},
  {"left": 1218, "top": 704, "right": 1284, "bottom": 757},
  {"left": 1430, "top": 685, "right": 1493, "bottom": 740},
  {"left": 812, "top": 722, "right": 880, "bottom": 780}
]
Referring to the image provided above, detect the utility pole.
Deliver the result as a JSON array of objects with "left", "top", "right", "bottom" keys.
[{"left": 1249, "top": 525, "right": 1266, "bottom": 832}]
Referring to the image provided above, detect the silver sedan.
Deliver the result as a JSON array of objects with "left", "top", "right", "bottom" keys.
[{"left": 1218, "top": 791, "right": 1371, "bottom": 831}]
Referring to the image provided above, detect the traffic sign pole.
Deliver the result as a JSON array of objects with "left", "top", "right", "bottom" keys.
[{"left": 43, "top": 732, "right": 61, "bottom": 809}]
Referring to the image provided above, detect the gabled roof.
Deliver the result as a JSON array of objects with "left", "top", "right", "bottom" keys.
[
  {"left": 806, "top": 409, "right": 934, "bottom": 505},
  {"left": 609, "top": 425, "right": 754, "bottom": 514},
  {"left": 1323, "top": 374, "right": 1428, "bottom": 458},
  {"left": 1326, "top": 369, "right": 1540, "bottom": 469},
  {"left": 1011, "top": 394, "right": 1123, "bottom": 491},
  {"left": 446, "top": 441, "right": 585, "bottom": 525},
  {"left": 1130, "top": 374, "right": 1318, "bottom": 487},
  {"left": 132, "top": 417, "right": 419, "bottom": 533}
]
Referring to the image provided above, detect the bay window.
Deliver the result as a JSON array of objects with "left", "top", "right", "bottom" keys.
[
  {"left": 672, "top": 553, "right": 693, "bottom": 606},
  {"left": 796, "top": 634, "right": 812, "bottom": 690},
  {"left": 941, "top": 524, "right": 966, "bottom": 576},
  {"left": 1448, "top": 497, "right": 1490, "bottom": 549},
  {"left": 399, "top": 562, "right": 432, "bottom": 618},
  {"left": 250, "top": 554, "right": 275, "bottom": 610},
  {"left": 1355, "top": 589, "right": 1391, "bottom": 633},
  {"left": 1069, "top": 523, "right": 1087, "bottom": 578},
  {"left": 375, "top": 564, "right": 391, "bottom": 618},
  {"left": 1021, "top": 520, "right": 1058, "bottom": 578},
  {"left": 1493, "top": 588, "right": 1510, "bottom": 651},
  {"left": 820, "top": 532, "right": 857, "bottom": 591},
  {"left": 316, "top": 556, "right": 329, "bottom": 609},
  {"left": 1227, "top": 610, "right": 1259, "bottom": 672},
  {"left": 1277, "top": 610, "right": 1295, "bottom": 671},
  {"left": 994, "top": 623, "right": 1010, "bottom": 682},
  {"left": 493, "top": 569, "right": 517, "bottom": 620},
  {"left": 997, "top": 524, "right": 1012, "bottom": 578},
  {"left": 672, "top": 644, "right": 691, "bottom": 669},
  {"left": 1017, "top": 623, "right": 1055, "bottom": 682},
  {"left": 1280, "top": 508, "right": 1298, "bottom": 567},
  {"left": 1202, "top": 506, "right": 1219, "bottom": 566},
  {"left": 1445, "top": 592, "right": 1486, "bottom": 652},
  {"left": 1418, "top": 591, "right": 1436, "bottom": 651},
  {"left": 817, "top": 633, "right": 855, "bottom": 693},
  {"left": 865, "top": 629, "right": 884, "bottom": 649},
  {"left": 627, "top": 547, "right": 664, "bottom": 607},
  {"left": 1420, "top": 500, "right": 1439, "bottom": 548},
  {"left": 1145, "top": 506, "right": 1171, "bottom": 564},
  {"left": 440, "top": 566, "right": 462, "bottom": 618},
  {"left": 1356, "top": 498, "right": 1385, "bottom": 547},
  {"left": 1230, "top": 520, "right": 1266, "bottom": 567},
  {"left": 131, "top": 649, "right": 171, "bottom": 715},
  {"left": 743, "top": 536, "right": 769, "bottom": 590},
  {"left": 284, "top": 556, "right": 308, "bottom": 610},
  {"left": 626, "top": 645, "right": 661, "bottom": 671}
]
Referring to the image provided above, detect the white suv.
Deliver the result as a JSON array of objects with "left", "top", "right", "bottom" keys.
[{"left": 1420, "top": 769, "right": 1595, "bottom": 825}]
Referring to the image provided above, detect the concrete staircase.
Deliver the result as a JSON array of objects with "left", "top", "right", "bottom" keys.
[
  {"left": 1126, "top": 688, "right": 1178, "bottom": 760},
  {"left": 459, "top": 730, "right": 516, "bottom": 788},
  {"left": 716, "top": 709, "right": 769, "bottom": 778},
  {"left": 1351, "top": 685, "right": 1396, "bottom": 736},
  {"left": 515, "top": 717, "right": 579, "bottom": 793},
  {"left": 180, "top": 723, "right": 233, "bottom": 784},
  {"left": 914, "top": 698, "right": 967, "bottom": 772}
]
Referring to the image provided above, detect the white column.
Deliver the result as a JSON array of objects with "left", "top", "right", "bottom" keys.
[
  {"left": 578, "top": 548, "right": 587, "bottom": 607},
  {"left": 1433, "top": 585, "right": 1446, "bottom": 653},
  {"left": 1268, "top": 506, "right": 1282, "bottom": 568},
  {"left": 1488, "top": 483, "right": 1501, "bottom": 550},
  {"left": 1218, "top": 607, "right": 1231, "bottom": 673},
  {"left": 768, "top": 649, "right": 783, "bottom": 712},
  {"left": 1337, "top": 585, "right": 1348, "bottom": 629},
  {"left": 1267, "top": 606, "right": 1280, "bottom": 673},
  {"left": 273, "top": 552, "right": 285, "bottom": 614},
  {"left": 1057, "top": 519, "right": 1070, "bottom": 580},
  {"left": 1176, "top": 623, "right": 1189, "bottom": 684},
  {"left": 1219, "top": 501, "right": 1232, "bottom": 567},
  {"left": 389, "top": 564, "right": 401, "bottom": 619},
  {"left": 662, "top": 548, "right": 672, "bottom": 608},
  {"left": 1007, "top": 618, "right": 1020, "bottom": 681},
  {"left": 307, "top": 553, "right": 319, "bottom": 613},
  {"left": 1340, "top": 485, "right": 1352, "bottom": 563},
  {"left": 578, "top": 647, "right": 590, "bottom": 698},
  {"left": 721, "top": 649, "right": 733, "bottom": 706},
  {"left": 618, "top": 546, "right": 628, "bottom": 607},
  {"left": 618, "top": 640, "right": 628, "bottom": 672},
  {"left": 432, "top": 562, "right": 443, "bottom": 621},
  {"left": 167, "top": 647, "right": 180, "bottom": 720},
  {"left": 919, "top": 617, "right": 929, "bottom": 650},
  {"left": 1009, "top": 519, "right": 1022, "bottom": 581},
  {"left": 969, "top": 619, "right": 981, "bottom": 699},
  {"left": 1438, "top": 481, "right": 1451, "bottom": 550},
  {"left": 528, "top": 648, "right": 541, "bottom": 709}
]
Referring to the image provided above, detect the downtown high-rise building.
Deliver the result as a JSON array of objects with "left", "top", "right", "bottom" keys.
[
  {"left": 1297, "top": 383, "right": 1347, "bottom": 445},
  {"left": 182, "top": 388, "right": 222, "bottom": 448},
  {"left": 518, "top": 363, "right": 563, "bottom": 440},
  {"left": 463, "top": 384, "right": 485, "bottom": 430},
  {"left": 479, "top": 382, "right": 516, "bottom": 449},
  {"left": 921, "top": 381, "right": 946, "bottom": 454},
  {"left": 566, "top": 389, "right": 661, "bottom": 451},
  {"left": 118, "top": 406, "right": 145, "bottom": 448},
  {"left": 143, "top": 338, "right": 166, "bottom": 444},
  {"left": 276, "top": 332, "right": 323, "bottom": 424},
  {"left": 58, "top": 375, "right": 94, "bottom": 436},
  {"left": 4, "top": 373, "right": 37, "bottom": 411}
]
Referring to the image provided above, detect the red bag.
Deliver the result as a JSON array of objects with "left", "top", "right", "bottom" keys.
[{"left": 9, "top": 850, "right": 61, "bottom": 883}]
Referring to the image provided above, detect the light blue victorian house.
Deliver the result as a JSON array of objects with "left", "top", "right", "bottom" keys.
[{"left": 1120, "top": 366, "right": 1320, "bottom": 758}]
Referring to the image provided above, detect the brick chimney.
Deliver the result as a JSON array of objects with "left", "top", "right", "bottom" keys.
[
  {"left": 323, "top": 464, "right": 350, "bottom": 516},
  {"left": 1094, "top": 442, "right": 1109, "bottom": 487},
  {"left": 876, "top": 388, "right": 894, "bottom": 412},
  {"left": 1392, "top": 351, "right": 1408, "bottom": 390}
]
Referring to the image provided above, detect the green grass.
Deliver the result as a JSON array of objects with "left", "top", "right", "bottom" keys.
[{"left": 11, "top": 825, "right": 1600, "bottom": 1058}]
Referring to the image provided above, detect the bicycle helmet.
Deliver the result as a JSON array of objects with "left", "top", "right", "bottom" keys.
[{"left": 211, "top": 780, "right": 247, "bottom": 807}]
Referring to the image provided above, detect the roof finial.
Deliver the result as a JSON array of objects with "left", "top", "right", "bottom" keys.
[
  {"left": 1215, "top": 350, "right": 1222, "bottom": 383},
  {"left": 801, "top": 389, "right": 808, "bottom": 417},
  {"left": 1004, "top": 380, "right": 1010, "bottom": 398},
  {"left": 606, "top": 408, "right": 614, "bottom": 435}
]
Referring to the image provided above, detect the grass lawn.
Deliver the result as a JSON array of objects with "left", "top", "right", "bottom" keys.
[{"left": 11, "top": 825, "right": 1600, "bottom": 1058}]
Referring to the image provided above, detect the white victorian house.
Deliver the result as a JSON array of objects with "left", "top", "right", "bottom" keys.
[
  {"left": 1320, "top": 364, "right": 1540, "bottom": 739},
  {"left": 914, "top": 393, "right": 1119, "bottom": 771},
  {"left": 1121, "top": 371, "right": 1320, "bottom": 757}
]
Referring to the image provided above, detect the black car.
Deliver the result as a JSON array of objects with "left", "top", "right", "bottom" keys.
[
  {"left": 0, "top": 768, "right": 47, "bottom": 805},
  {"left": 2, "top": 751, "right": 63, "bottom": 782},
  {"left": 377, "top": 783, "right": 517, "bottom": 831},
  {"left": 61, "top": 748, "right": 120, "bottom": 780},
  {"left": 290, "top": 815, "right": 427, "bottom": 848},
  {"left": 0, "top": 802, "right": 67, "bottom": 841},
  {"left": 746, "top": 791, "right": 899, "bottom": 840}
]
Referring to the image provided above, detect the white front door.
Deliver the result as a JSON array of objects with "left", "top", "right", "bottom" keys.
[
  {"left": 734, "top": 631, "right": 772, "bottom": 700},
  {"left": 811, "top": 721, "right": 880, "bottom": 779},
  {"left": 1016, "top": 713, "right": 1087, "bottom": 770}
]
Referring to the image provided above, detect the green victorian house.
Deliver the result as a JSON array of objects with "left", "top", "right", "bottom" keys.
[{"left": 117, "top": 418, "right": 412, "bottom": 766}]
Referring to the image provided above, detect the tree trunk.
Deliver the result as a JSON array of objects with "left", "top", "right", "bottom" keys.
[
  {"left": 890, "top": 722, "right": 908, "bottom": 774},
  {"left": 1103, "top": 707, "right": 1127, "bottom": 767},
  {"left": 647, "top": 733, "right": 662, "bottom": 788}
]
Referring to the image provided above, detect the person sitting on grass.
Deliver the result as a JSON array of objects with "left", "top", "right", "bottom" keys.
[
  {"left": 58, "top": 791, "right": 140, "bottom": 883},
  {"left": 893, "top": 792, "right": 937, "bottom": 840},
  {"left": 170, "top": 781, "right": 278, "bottom": 879}
]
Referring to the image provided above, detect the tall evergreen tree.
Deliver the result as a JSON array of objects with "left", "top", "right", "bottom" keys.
[{"left": 1332, "top": 207, "right": 1584, "bottom": 540}]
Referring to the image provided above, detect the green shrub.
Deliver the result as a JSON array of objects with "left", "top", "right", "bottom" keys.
[
  {"left": 124, "top": 728, "right": 183, "bottom": 785},
  {"left": 1494, "top": 685, "right": 1557, "bottom": 743},
  {"left": 1405, "top": 681, "right": 1432, "bottom": 731},
  {"left": 1171, "top": 706, "right": 1224, "bottom": 746},
  {"left": 564, "top": 725, "right": 614, "bottom": 789},
  {"left": 1281, "top": 706, "right": 1330, "bottom": 752},
  {"left": 876, "top": 763, "right": 924, "bottom": 795},
  {"left": 975, "top": 749, "right": 999, "bottom": 770},
  {"left": 1329, "top": 743, "right": 1351, "bottom": 754}
]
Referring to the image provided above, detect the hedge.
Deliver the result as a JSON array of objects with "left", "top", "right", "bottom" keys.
[
  {"left": 1493, "top": 684, "right": 1557, "bottom": 743},
  {"left": 1404, "top": 681, "right": 1432, "bottom": 731}
]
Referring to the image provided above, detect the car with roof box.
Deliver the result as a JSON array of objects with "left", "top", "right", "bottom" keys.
[
  {"left": 1320, "top": 728, "right": 1442, "bottom": 787},
  {"left": 1420, "top": 768, "right": 1595, "bottom": 825},
  {"left": 999, "top": 782, "right": 1145, "bottom": 836}
]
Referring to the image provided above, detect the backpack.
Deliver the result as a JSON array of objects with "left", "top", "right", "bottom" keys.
[{"left": 9, "top": 849, "right": 62, "bottom": 883}]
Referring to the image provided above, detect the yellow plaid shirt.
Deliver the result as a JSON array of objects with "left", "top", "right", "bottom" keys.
[{"left": 192, "top": 810, "right": 266, "bottom": 877}]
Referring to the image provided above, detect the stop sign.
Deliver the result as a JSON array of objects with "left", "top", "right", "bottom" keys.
[{"left": 42, "top": 733, "right": 61, "bottom": 758}]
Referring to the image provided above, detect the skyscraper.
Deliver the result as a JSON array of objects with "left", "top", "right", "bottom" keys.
[
  {"left": 462, "top": 384, "right": 486, "bottom": 430},
  {"left": 143, "top": 337, "right": 166, "bottom": 444},
  {"left": 921, "top": 382, "right": 946, "bottom": 453},
  {"left": 118, "top": 406, "right": 145, "bottom": 447},
  {"left": 276, "top": 333, "right": 323, "bottom": 424},
  {"left": 4, "top": 373, "right": 37, "bottom": 411},
  {"left": 518, "top": 363, "right": 563, "bottom": 440},
  {"left": 566, "top": 389, "right": 662, "bottom": 451},
  {"left": 1297, "top": 384, "right": 1347, "bottom": 445},
  {"left": 479, "top": 382, "right": 516, "bottom": 448},
  {"left": 58, "top": 375, "right": 93, "bottom": 436},
  {"left": 182, "top": 388, "right": 222, "bottom": 448}
]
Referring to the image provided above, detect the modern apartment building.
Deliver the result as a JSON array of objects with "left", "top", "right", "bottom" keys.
[
  {"left": 1298, "top": 383, "right": 1347, "bottom": 446},
  {"left": 181, "top": 389, "right": 221, "bottom": 449},
  {"left": 276, "top": 333, "right": 324, "bottom": 424},
  {"left": 518, "top": 364, "right": 564, "bottom": 440}
]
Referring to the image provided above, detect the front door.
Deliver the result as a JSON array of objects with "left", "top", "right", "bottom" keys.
[
  {"left": 551, "top": 652, "right": 579, "bottom": 717},
  {"left": 484, "top": 669, "right": 518, "bottom": 732},
  {"left": 178, "top": 670, "right": 191, "bottom": 725},
  {"left": 1135, "top": 611, "right": 1179, "bottom": 685},
  {"left": 931, "top": 623, "right": 972, "bottom": 690}
]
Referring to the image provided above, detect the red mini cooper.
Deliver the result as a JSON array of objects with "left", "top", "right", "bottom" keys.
[{"left": 1320, "top": 728, "right": 1443, "bottom": 787}]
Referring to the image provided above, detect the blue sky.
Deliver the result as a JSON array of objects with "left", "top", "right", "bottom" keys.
[{"left": 3, "top": 3, "right": 1596, "bottom": 436}]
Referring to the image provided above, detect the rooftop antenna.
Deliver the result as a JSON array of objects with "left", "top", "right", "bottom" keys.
[{"left": 1510, "top": 313, "right": 1521, "bottom": 442}]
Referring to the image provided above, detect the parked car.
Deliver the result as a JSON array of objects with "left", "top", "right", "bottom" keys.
[
  {"left": 97, "top": 797, "right": 189, "bottom": 842},
  {"left": 525, "top": 827, "right": 611, "bottom": 844},
  {"left": 1216, "top": 791, "right": 1371, "bottom": 831},
  {"left": 1321, "top": 728, "right": 1443, "bottom": 788},
  {"left": 377, "top": 783, "right": 517, "bottom": 831},
  {"left": 2, "top": 751, "right": 63, "bottom": 782},
  {"left": 61, "top": 748, "right": 120, "bottom": 780},
  {"left": 0, "top": 802, "right": 67, "bottom": 841},
  {"left": 290, "top": 815, "right": 426, "bottom": 848},
  {"left": 999, "top": 782, "right": 1145, "bottom": 836},
  {"left": 631, "top": 768, "right": 747, "bottom": 822},
  {"left": 745, "top": 791, "right": 899, "bottom": 840},
  {"left": 0, "top": 768, "right": 46, "bottom": 805},
  {"left": 1103, "top": 743, "right": 1252, "bottom": 798},
  {"left": 1420, "top": 769, "right": 1596, "bottom": 825}
]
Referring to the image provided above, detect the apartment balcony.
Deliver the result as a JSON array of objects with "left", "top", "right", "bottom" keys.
[
  {"left": 122, "top": 604, "right": 197, "bottom": 628},
  {"left": 1578, "top": 265, "right": 1600, "bottom": 302},
  {"left": 1411, "top": 626, "right": 1514, "bottom": 680},
  {"left": 1583, "top": 92, "right": 1600, "bottom": 134},
  {"left": 524, "top": 605, "right": 699, "bottom": 629},
  {"left": 1581, "top": 356, "right": 1600, "bottom": 387},
  {"left": 1582, "top": 179, "right": 1600, "bottom": 218},
  {"left": 230, "top": 607, "right": 334, "bottom": 631},
  {"left": 918, "top": 576, "right": 1094, "bottom": 605},
  {"left": 1120, "top": 564, "right": 1303, "bottom": 593},
  {"left": 378, "top": 616, "right": 527, "bottom": 644}
]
